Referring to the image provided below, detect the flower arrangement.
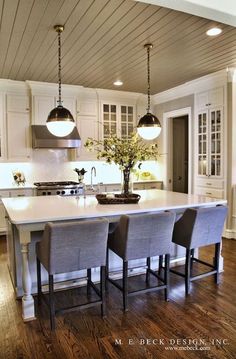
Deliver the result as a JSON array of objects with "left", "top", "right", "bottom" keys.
[{"left": 85, "top": 133, "right": 159, "bottom": 195}]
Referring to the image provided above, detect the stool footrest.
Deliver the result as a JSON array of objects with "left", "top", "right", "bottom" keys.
[
  {"left": 190, "top": 270, "right": 217, "bottom": 281},
  {"left": 192, "top": 257, "right": 214, "bottom": 268},
  {"left": 56, "top": 300, "right": 102, "bottom": 315}
]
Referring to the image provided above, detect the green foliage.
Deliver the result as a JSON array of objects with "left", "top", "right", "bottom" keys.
[{"left": 85, "top": 133, "right": 159, "bottom": 170}]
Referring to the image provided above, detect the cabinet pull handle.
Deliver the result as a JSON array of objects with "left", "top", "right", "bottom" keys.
[
  {"left": 206, "top": 192, "right": 212, "bottom": 195},
  {"left": 206, "top": 183, "right": 212, "bottom": 185}
]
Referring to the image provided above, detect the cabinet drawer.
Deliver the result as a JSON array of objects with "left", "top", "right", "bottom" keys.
[
  {"left": 105, "top": 184, "right": 120, "bottom": 192},
  {"left": 144, "top": 182, "right": 163, "bottom": 190},
  {"left": 133, "top": 183, "right": 145, "bottom": 190},
  {"left": 10, "top": 189, "right": 34, "bottom": 197},
  {"left": 195, "top": 187, "right": 224, "bottom": 199},
  {"left": 0, "top": 190, "right": 10, "bottom": 201},
  {"left": 195, "top": 178, "right": 224, "bottom": 189}
]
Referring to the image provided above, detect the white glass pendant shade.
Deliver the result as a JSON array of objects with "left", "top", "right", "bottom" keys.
[
  {"left": 46, "top": 120, "right": 75, "bottom": 137},
  {"left": 46, "top": 105, "right": 75, "bottom": 137},
  {"left": 137, "top": 126, "right": 161, "bottom": 140},
  {"left": 137, "top": 112, "right": 161, "bottom": 140}
]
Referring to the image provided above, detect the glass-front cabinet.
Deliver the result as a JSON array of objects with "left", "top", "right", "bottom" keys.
[
  {"left": 102, "top": 103, "right": 135, "bottom": 139},
  {"left": 197, "top": 107, "right": 223, "bottom": 178}
]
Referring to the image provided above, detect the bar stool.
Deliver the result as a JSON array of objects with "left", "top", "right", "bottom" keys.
[
  {"left": 170, "top": 205, "right": 227, "bottom": 295},
  {"left": 36, "top": 218, "right": 109, "bottom": 330},
  {"left": 107, "top": 211, "right": 176, "bottom": 311}
]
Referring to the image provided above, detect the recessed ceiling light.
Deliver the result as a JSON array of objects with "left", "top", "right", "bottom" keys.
[
  {"left": 113, "top": 80, "right": 123, "bottom": 86},
  {"left": 206, "top": 27, "right": 222, "bottom": 36}
]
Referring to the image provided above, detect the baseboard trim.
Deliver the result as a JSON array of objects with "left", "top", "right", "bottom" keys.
[{"left": 224, "top": 229, "right": 236, "bottom": 240}]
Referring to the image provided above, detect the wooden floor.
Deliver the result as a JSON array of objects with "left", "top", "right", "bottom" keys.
[{"left": 0, "top": 236, "right": 235, "bottom": 359}]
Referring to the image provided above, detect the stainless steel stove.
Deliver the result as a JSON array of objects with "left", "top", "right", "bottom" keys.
[{"left": 34, "top": 181, "right": 80, "bottom": 196}]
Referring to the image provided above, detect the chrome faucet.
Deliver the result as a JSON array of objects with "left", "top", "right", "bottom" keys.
[{"left": 90, "top": 166, "right": 96, "bottom": 191}]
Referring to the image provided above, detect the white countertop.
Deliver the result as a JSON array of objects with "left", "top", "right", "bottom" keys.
[{"left": 2, "top": 190, "right": 227, "bottom": 225}]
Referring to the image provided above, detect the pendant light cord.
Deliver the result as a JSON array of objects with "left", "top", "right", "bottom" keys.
[
  {"left": 57, "top": 28, "right": 62, "bottom": 106},
  {"left": 147, "top": 45, "right": 150, "bottom": 113}
]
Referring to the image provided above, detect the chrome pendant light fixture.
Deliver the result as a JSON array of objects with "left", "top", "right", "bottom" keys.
[
  {"left": 137, "top": 43, "right": 161, "bottom": 140},
  {"left": 46, "top": 25, "right": 75, "bottom": 137}
]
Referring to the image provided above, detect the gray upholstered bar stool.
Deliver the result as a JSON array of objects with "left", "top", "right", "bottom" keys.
[
  {"left": 36, "top": 219, "right": 109, "bottom": 330},
  {"left": 107, "top": 211, "right": 176, "bottom": 311},
  {"left": 170, "top": 205, "right": 227, "bottom": 295}
]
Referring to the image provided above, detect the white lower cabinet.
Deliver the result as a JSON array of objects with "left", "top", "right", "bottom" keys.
[
  {"left": 0, "top": 188, "right": 34, "bottom": 233},
  {"left": 0, "top": 190, "right": 10, "bottom": 233}
]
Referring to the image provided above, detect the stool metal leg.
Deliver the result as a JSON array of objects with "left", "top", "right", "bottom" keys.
[
  {"left": 159, "top": 255, "right": 163, "bottom": 274},
  {"left": 146, "top": 257, "right": 150, "bottom": 284},
  {"left": 123, "top": 261, "right": 128, "bottom": 311},
  {"left": 164, "top": 254, "right": 170, "bottom": 301},
  {"left": 49, "top": 274, "right": 55, "bottom": 330},
  {"left": 87, "top": 268, "right": 91, "bottom": 295},
  {"left": 36, "top": 258, "right": 42, "bottom": 306},
  {"left": 214, "top": 242, "right": 221, "bottom": 284},
  {"left": 185, "top": 249, "right": 191, "bottom": 295},
  {"left": 190, "top": 248, "right": 194, "bottom": 277},
  {"left": 101, "top": 266, "right": 106, "bottom": 317},
  {"left": 105, "top": 247, "right": 109, "bottom": 290}
]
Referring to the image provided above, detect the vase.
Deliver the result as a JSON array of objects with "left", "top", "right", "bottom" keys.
[{"left": 121, "top": 167, "right": 133, "bottom": 195}]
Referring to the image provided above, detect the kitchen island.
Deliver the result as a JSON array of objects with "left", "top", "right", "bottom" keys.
[{"left": 2, "top": 189, "right": 227, "bottom": 321}]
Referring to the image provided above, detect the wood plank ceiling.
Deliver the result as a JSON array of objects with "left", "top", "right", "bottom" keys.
[{"left": 0, "top": 0, "right": 236, "bottom": 94}]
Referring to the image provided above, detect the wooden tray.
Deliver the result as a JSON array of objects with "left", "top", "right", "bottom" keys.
[{"left": 96, "top": 193, "right": 141, "bottom": 205}]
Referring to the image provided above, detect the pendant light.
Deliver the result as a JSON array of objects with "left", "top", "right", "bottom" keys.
[
  {"left": 137, "top": 44, "right": 161, "bottom": 140},
  {"left": 46, "top": 25, "right": 75, "bottom": 137}
]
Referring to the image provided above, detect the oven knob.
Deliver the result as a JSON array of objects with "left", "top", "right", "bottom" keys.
[
  {"left": 42, "top": 191, "right": 46, "bottom": 195},
  {"left": 47, "top": 192, "right": 51, "bottom": 195},
  {"left": 75, "top": 190, "right": 77, "bottom": 194},
  {"left": 70, "top": 190, "right": 74, "bottom": 194},
  {"left": 56, "top": 191, "right": 60, "bottom": 195},
  {"left": 62, "top": 190, "right": 65, "bottom": 195}
]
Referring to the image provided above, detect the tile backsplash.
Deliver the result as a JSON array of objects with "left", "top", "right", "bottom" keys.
[{"left": 0, "top": 149, "right": 161, "bottom": 187}]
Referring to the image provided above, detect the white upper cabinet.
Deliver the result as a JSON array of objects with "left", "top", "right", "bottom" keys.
[
  {"left": 196, "top": 87, "right": 224, "bottom": 109},
  {"left": 32, "top": 95, "right": 55, "bottom": 125},
  {"left": 194, "top": 86, "right": 225, "bottom": 198},
  {"left": 101, "top": 102, "right": 136, "bottom": 140},
  {"left": 76, "top": 90, "right": 99, "bottom": 160},
  {"left": 5, "top": 93, "right": 31, "bottom": 161}
]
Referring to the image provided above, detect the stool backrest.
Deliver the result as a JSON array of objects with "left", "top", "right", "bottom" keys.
[
  {"left": 39, "top": 219, "right": 109, "bottom": 274},
  {"left": 173, "top": 205, "right": 227, "bottom": 249},
  {"left": 113, "top": 211, "right": 176, "bottom": 261}
]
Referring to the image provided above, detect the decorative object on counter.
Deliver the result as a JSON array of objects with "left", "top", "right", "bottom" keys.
[
  {"left": 85, "top": 133, "right": 159, "bottom": 199},
  {"left": 137, "top": 43, "right": 161, "bottom": 140},
  {"left": 12, "top": 171, "right": 26, "bottom": 186},
  {"left": 96, "top": 193, "right": 141, "bottom": 205},
  {"left": 74, "top": 168, "right": 87, "bottom": 196},
  {"left": 46, "top": 25, "right": 76, "bottom": 137}
]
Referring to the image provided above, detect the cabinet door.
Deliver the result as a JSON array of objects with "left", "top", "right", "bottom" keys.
[
  {"left": 197, "top": 111, "right": 208, "bottom": 176},
  {"left": 0, "top": 93, "right": 5, "bottom": 160},
  {"left": 209, "top": 107, "right": 223, "bottom": 177},
  {"left": 77, "top": 116, "right": 98, "bottom": 160},
  {"left": 7, "top": 94, "right": 30, "bottom": 113},
  {"left": 62, "top": 97, "right": 76, "bottom": 119},
  {"left": 0, "top": 203, "right": 6, "bottom": 233},
  {"left": 102, "top": 103, "right": 118, "bottom": 138},
  {"left": 7, "top": 112, "right": 31, "bottom": 160},
  {"left": 120, "top": 105, "right": 135, "bottom": 138},
  {"left": 32, "top": 95, "right": 55, "bottom": 125}
]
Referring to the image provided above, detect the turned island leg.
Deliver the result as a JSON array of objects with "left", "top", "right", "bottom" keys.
[{"left": 19, "top": 230, "right": 36, "bottom": 321}]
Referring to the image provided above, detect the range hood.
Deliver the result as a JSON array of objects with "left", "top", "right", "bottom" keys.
[{"left": 32, "top": 125, "right": 81, "bottom": 149}]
